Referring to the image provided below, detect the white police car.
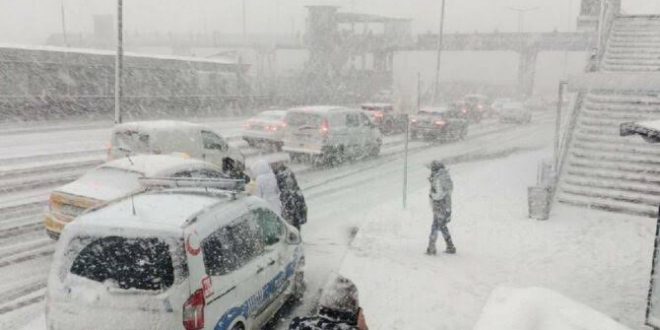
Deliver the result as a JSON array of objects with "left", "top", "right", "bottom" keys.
[{"left": 46, "top": 178, "right": 304, "bottom": 330}]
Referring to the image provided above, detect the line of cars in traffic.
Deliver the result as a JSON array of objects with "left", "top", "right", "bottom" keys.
[{"left": 42, "top": 95, "right": 539, "bottom": 329}]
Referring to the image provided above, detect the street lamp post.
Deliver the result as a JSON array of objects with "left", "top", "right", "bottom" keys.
[
  {"left": 432, "top": 0, "right": 446, "bottom": 104},
  {"left": 114, "top": 0, "right": 123, "bottom": 124}
]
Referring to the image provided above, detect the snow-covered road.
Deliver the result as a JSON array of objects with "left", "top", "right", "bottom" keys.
[{"left": 1, "top": 112, "right": 560, "bottom": 329}]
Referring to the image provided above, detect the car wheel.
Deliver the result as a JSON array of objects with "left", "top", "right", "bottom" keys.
[
  {"left": 383, "top": 121, "right": 394, "bottom": 135},
  {"left": 370, "top": 141, "right": 381, "bottom": 157},
  {"left": 410, "top": 131, "right": 418, "bottom": 140},
  {"left": 292, "top": 269, "right": 305, "bottom": 302},
  {"left": 231, "top": 323, "right": 245, "bottom": 330}
]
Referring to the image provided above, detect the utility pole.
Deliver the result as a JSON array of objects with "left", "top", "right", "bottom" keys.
[
  {"left": 432, "top": 0, "right": 446, "bottom": 105},
  {"left": 242, "top": 0, "right": 247, "bottom": 38},
  {"left": 114, "top": 0, "right": 123, "bottom": 124},
  {"left": 60, "top": 0, "right": 68, "bottom": 46},
  {"left": 554, "top": 81, "right": 567, "bottom": 171}
]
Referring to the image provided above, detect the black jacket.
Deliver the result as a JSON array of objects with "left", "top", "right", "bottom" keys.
[{"left": 274, "top": 167, "right": 307, "bottom": 227}]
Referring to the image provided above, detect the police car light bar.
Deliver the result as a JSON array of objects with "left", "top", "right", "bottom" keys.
[{"left": 139, "top": 177, "right": 246, "bottom": 191}]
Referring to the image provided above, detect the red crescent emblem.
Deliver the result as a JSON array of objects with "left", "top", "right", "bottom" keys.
[{"left": 185, "top": 232, "right": 201, "bottom": 256}]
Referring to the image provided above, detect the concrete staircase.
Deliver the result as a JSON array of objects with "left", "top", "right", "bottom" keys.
[
  {"left": 602, "top": 15, "right": 660, "bottom": 72},
  {"left": 555, "top": 15, "right": 660, "bottom": 217},
  {"left": 556, "top": 91, "right": 660, "bottom": 217}
]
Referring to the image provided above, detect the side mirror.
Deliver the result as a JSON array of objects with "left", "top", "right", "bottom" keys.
[{"left": 286, "top": 229, "right": 301, "bottom": 245}]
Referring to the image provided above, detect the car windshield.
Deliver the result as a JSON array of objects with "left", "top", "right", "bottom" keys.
[
  {"left": 68, "top": 236, "right": 179, "bottom": 291},
  {"left": 286, "top": 112, "right": 322, "bottom": 128},
  {"left": 112, "top": 130, "right": 150, "bottom": 153}
]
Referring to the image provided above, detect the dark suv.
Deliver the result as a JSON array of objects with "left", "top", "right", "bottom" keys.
[
  {"left": 361, "top": 103, "right": 407, "bottom": 135},
  {"left": 410, "top": 107, "right": 469, "bottom": 141}
]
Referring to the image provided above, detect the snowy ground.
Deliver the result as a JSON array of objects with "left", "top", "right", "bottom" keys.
[{"left": 338, "top": 148, "right": 654, "bottom": 330}]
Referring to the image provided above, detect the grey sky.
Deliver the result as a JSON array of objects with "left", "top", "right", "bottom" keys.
[{"left": 0, "top": 0, "right": 657, "bottom": 44}]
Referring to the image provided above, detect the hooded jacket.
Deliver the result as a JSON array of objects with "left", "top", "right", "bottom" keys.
[
  {"left": 429, "top": 167, "right": 453, "bottom": 219},
  {"left": 250, "top": 160, "right": 282, "bottom": 214}
]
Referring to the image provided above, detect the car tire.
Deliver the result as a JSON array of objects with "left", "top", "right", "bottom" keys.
[
  {"left": 369, "top": 141, "right": 381, "bottom": 157},
  {"left": 410, "top": 131, "right": 419, "bottom": 140},
  {"left": 383, "top": 121, "right": 394, "bottom": 135},
  {"left": 231, "top": 323, "right": 245, "bottom": 330},
  {"left": 292, "top": 269, "right": 305, "bottom": 302},
  {"left": 460, "top": 127, "right": 468, "bottom": 140}
]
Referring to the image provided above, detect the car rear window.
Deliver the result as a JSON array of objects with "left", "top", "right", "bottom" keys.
[
  {"left": 286, "top": 112, "right": 322, "bottom": 128},
  {"left": 113, "top": 130, "right": 150, "bottom": 153},
  {"left": 258, "top": 112, "right": 285, "bottom": 121},
  {"left": 69, "top": 236, "right": 177, "bottom": 291}
]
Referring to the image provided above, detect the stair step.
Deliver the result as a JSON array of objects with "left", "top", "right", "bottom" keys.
[
  {"left": 602, "top": 67, "right": 660, "bottom": 72},
  {"left": 603, "top": 59, "right": 660, "bottom": 66},
  {"left": 569, "top": 148, "right": 660, "bottom": 166},
  {"left": 565, "top": 165, "right": 660, "bottom": 185},
  {"left": 571, "top": 137, "right": 660, "bottom": 155},
  {"left": 556, "top": 193, "right": 657, "bottom": 218},
  {"left": 573, "top": 133, "right": 659, "bottom": 150},
  {"left": 563, "top": 171, "right": 660, "bottom": 194},
  {"left": 581, "top": 108, "right": 660, "bottom": 122},
  {"left": 560, "top": 183, "right": 660, "bottom": 206},
  {"left": 558, "top": 187, "right": 660, "bottom": 212},
  {"left": 567, "top": 160, "right": 660, "bottom": 180},
  {"left": 585, "top": 94, "right": 660, "bottom": 105}
]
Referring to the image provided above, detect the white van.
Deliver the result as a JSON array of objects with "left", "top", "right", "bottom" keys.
[
  {"left": 46, "top": 180, "right": 304, "bottom": 330},
  {"left": 282, "top": 106, "right": 382, "bottom": 163},
  {"left": 109, "top": 120, "right": 245, "bottom": 169}
]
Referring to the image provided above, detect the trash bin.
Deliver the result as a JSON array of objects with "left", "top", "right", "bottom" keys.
[{"left": 528, "top": 185, "right": 552, "bottom": 220}]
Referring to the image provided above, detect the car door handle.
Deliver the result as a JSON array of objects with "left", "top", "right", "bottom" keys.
[
  {"left": 257, "top": 266, "right": 265, "bottom": 274},
  {"left": 268, "top": 259, "right": 276, "bottom": 266}
]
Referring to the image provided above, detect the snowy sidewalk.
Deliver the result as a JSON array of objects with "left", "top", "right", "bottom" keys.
[{"left": 338, "top": 149, "right": 654, "bottom": 330}]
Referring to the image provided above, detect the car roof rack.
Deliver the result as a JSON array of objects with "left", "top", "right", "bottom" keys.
[{"left": 139, "top": 177, "right": 246, "bottom": 192}]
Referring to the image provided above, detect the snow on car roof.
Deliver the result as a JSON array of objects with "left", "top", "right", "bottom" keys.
[
  {"left": 101, "top": 154, "right": 220, "bottom": 177},
  {"left": 113, "top": 120, "right": 203, "bottom": 132},
  {"left": 71, "top": 191, "right": 225, "bottom": 232},
  {"left": 287, "top": 106, "right": 348, "bottom": 113},
  {"left": 361, "top": 103, "right": 392, "bottom": 107}
]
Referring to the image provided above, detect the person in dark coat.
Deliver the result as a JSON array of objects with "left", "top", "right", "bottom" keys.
[
  {"left": 427, "top": 160, "right": 456, "bottom": 255},
  {"left": 272, "top": 162, "right": 307, "bottom": 231},
  {"left": 288, "top": 275, "right": 368, "bottom": 330}
]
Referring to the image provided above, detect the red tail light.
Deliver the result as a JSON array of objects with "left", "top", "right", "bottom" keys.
[
  {"left": 435, "top": 120, "right": 447, "bottom": 127},
  {"left": 106, "top": 144, "right": 113, "bottom": 160},
  {"left": 320, "top": 119, "right": 330, "bottom": 136},
  {"left": 183, "top": 289, "right": 205, "bottom": 330},
  {"left": 374, "top": 111, "right": 384, "bottom": 118}
]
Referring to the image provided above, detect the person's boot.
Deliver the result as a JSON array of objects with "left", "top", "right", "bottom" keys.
[
  {"left": 445, "top": 244, "right": 456, "bottom": 254},
  {"left": 426, "top": 244, "right": 437, "bottom": 255}
]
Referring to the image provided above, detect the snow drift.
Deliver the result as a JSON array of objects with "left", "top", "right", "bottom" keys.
[{"left": 473, "top": 287, "right": 632, "bottom": 330}]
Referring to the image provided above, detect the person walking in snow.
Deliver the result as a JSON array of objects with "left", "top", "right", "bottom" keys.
[
  {"left": 427, "top": 160, "right": 456, "bottom": 255},
  {"left": 288, "top": 275, "right": 369, "bottom": 330},
  {"left": 272, "top": 162, "right": 308, "bottom": 231},
  {"left": 250, "top": 159, "right": 282, "bottom": 215}
]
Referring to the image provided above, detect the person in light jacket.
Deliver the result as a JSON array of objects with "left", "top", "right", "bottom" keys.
[
  {"left": 250, "top": 159, "right": 282, "bottom": 215},
  {"left": 427, "top": 160, "right": 456, "bottom": 255}
]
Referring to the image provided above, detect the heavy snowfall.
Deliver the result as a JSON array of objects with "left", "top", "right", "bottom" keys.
[{"left": 1, "top": 1, "right": 660, "bottom": 330}]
